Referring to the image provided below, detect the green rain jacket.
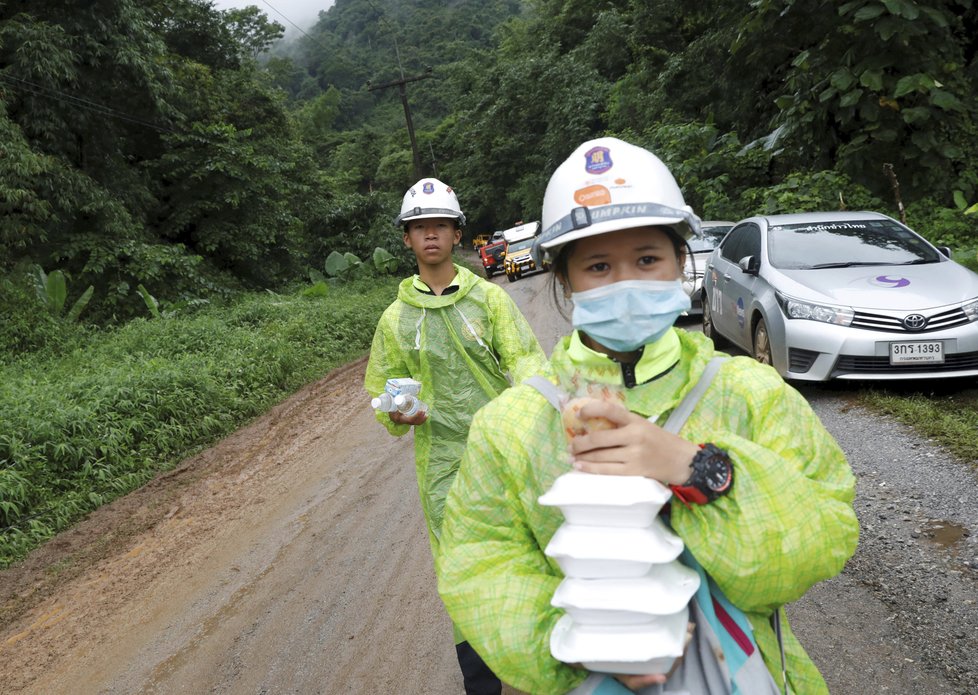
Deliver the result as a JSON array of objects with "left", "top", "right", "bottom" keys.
[
  {"left": 365, "top": 264, "right": 546, "bottom": 557},
  {"left": 437, "top": 328, "right": 859, "bottom": 695}
]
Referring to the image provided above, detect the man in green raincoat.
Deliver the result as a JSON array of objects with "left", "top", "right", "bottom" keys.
[{"left": 365, "top": 177, "right": 547, "bottom": 695}]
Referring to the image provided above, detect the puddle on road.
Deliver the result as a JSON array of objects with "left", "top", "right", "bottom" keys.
[{"left": 922, "top": 519, "right": 969, "bottom": 548}]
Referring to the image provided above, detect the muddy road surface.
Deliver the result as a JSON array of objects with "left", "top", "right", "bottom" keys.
[{"left": 1, "top": 259, "right": 976, "bottom": 694}]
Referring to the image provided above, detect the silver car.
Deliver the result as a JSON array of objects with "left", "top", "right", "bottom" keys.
[
  {"left": 682, "top": 221, "right": 735, "bottom": 313},
  {"left": 701, "top": 211, "right": 978, "bottom": 381}
]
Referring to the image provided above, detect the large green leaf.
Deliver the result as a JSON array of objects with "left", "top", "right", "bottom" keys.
[
  {"left": 930, "top": 89, "right": 962, "bottom": 111},
  {"left": 136, "top": 284, "right": 161, "bottom": 319},
  {"left": 372, "top": 247, "right": 398, "bottom": 274},
  {"left": 901, "top": 107, "right": 931, "bottom": 125},
  {"left": 854, "top": 5, "right": 886, "bottom": 21},
  {"left": 839, "top": 89, "right": 863, "bottom": 108},
  {"left": 859, "top": 69, "right": 884, "bottom": 91},
  {"left": 830, "top": 69, "right": 855, "bottom": 91},
  {"left": 876, "top": 16, "right": 903, "bottom": 41},
  {"left": 894, "top": 74, "right": 934, "bottom": 98},
  {"left": 881, "top": 0, "right": 919, "bottom": 20},
  {"left": 325, "top": 250, "right": 349, "bottom": 278},
  {"left": 44, "top": 270, "right": 68, "bottom": 314},
  {"left": 66, "top": 285, "right": 94, "bottom": 323}
]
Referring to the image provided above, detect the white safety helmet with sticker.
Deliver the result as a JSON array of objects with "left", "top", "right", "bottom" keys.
[
  {"left": 536, "top": 137, "right": 700, "bottom": 258},
  {"left": 395, "top": 177, "right": 466, "bottom": 227}
]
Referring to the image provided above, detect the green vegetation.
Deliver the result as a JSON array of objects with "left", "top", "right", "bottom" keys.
[
  {"left": 0, "top": 276, "right": 400, "bottom": 567},
  {"left": 861, "top": 387, "right": 978, "bottom": 467}
]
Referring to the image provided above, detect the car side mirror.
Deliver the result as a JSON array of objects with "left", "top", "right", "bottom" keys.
[
  {"left": 937, "top": 245, "right": 952, "bottom": 258},
  {"left": 738, "top": 255, "right": 760, "bottom": 275}
]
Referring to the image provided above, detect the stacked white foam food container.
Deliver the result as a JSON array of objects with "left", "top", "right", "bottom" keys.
[{"left": 540, "top": 472, "right": 700, "bottom": 675}]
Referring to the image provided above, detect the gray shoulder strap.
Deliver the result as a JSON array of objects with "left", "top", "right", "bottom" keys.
[
  {"left": 660, "top": 357, "right": 727, "bottom": 434},
  {"left": 524, "top": 375, "right": 564, "bottom": 410},
  {"left": 526, "top": 357, "right": 727, "bottom": 431}
]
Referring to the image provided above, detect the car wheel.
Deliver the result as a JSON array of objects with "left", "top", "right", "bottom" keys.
[
  {"left": 485, "top": 269, "right": 493, "bottom": 278},
  {"left": 702, "top": 296, "right": 726, "bottom": 347},
  {"left": 753, "top": 317, "right": 773, "bottom": 366},
  {"left": 506, "top": 273, "right": 516, "bottom": 283}
]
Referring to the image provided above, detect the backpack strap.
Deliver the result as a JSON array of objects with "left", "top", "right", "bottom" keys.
[
  {"left": 524, "top": 375, "right": 565, "bottom": 410},
  {"left": 660, "top": 356, "right": 726, "bottom": 434},
  {"left": 526, "top": 357, "right": 728, "bottom": 432}
]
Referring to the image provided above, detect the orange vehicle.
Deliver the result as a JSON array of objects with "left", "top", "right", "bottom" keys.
[
  {"left": 472, "top": 234, "right": 491, "bottom": 250},
  {"left": 479, "top": 237, "right": 508, "bottom": 278}
]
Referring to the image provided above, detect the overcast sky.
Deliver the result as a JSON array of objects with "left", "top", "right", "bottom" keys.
[{"left": 211, "top": 0, "right": 335, "bottom": 34}]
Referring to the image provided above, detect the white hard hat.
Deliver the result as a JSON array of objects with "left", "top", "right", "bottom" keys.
[
  {"left": 537, "top": 137, "right": 701, "bottom": 255},
  {"left": 395, "top": 177, "right": 466, "bottom": 227}
]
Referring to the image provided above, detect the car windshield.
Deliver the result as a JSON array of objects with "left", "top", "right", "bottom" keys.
[
  {"left": 768, "top": 219, "right": 942, "bottom": 269},
  {"left": 688, "top": 226, "right": 732, "bottom": 253},
  {"left": 509, "top": 239, "right": 534, "bottom": 252}
]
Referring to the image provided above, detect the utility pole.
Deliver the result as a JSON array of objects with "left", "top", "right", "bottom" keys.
[{"left": 367, "top": 66, "right": 433, "bottom": 181}]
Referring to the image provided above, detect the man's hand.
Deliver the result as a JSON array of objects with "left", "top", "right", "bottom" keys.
[{"left": 389, "top": 409, "right": 428, "bottom": 426}]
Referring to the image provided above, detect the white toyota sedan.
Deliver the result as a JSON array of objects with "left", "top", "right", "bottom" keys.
[{"left": 701, "top": 211, "right": 978, "bottom": 381}]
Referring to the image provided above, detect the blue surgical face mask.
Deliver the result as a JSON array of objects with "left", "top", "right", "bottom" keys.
[{"left": 571, "top": 279, "right": 691, "bottom": 353}]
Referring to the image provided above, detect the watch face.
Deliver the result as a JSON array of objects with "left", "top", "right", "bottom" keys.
[
  {"left": 702, "top": 448, "right": 732, "bottom": 492},
  {"left": 706, "top": 460, "right": 730, "bottom": 490}
]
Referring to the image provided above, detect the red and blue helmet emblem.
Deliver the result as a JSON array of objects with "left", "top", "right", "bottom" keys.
[{"left": 584, "top": 146, "right": 613, "bottom": 174}]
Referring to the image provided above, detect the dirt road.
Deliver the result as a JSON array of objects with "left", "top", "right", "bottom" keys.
[{"left": 1, "top": 260, "right": 976, "bottom": 694}]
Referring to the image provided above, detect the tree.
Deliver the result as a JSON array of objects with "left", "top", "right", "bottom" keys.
[{"left": 737, "top": 0, "right": 978, "bottom": 200}]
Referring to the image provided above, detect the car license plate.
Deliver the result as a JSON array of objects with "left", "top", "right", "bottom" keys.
[{"left": 889, "top": 341, "right": 944, "bottom": 365}]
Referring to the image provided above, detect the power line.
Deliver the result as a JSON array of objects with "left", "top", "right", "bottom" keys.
[
  {"left": 251, "top": 0, "right": 319, "bottom": 44},
  {"left": 0, "top": 73, "right": 242, "bottom": 152},
  {"left": 0, "top": 72, "right": 181, "bottom": 135}
]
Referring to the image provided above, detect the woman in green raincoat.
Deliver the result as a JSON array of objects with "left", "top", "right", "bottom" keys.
[
  {"left": 436, "top": 139, "right": 859, "bottom": 695},
  {"left": 365, "top": 177, "right": 547, "bottom": 695}
]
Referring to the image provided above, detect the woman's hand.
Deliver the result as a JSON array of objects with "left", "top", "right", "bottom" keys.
[
  {"left": 567, "top": 399, "right": 698, "bottom": 486},
  {"left": 389, "top": 409, "right": 428, "bottom": 426}
]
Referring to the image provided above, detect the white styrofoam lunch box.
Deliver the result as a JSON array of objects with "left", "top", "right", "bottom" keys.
[
  {"left": 538, "top": 472, "right": 672, "bottom": 527},
  {"left": 549, "top": 608, "right": 689, "bottom": 675},
  {"left": 544, "top": 519, "right": 684, "bottom": 579},
  {"left": 550, "top": 560, "right": 700, "bottom": 624}
]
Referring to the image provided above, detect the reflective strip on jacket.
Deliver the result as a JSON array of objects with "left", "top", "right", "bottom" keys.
[
  {"left": 364, "top": 263, "right": 547, "bottom": 557},
  {"left": 436, "top": 328, "right": 859, "bottom": 694}
]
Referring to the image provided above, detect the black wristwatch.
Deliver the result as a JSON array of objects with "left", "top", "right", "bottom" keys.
[{"left": 670, "top": 443, "right": 734, "bottom": 505}]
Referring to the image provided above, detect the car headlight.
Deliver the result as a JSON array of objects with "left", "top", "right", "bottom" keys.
[
  {"left": 777, "top": 293, "right": 854, "bottom": 326},
  {"left": 963, "top": 298, "right": 978, "bottom": 322}
]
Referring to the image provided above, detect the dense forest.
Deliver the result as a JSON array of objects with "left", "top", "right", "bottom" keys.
[{"left": 2, "top": 0, "right": 977, "bottom": 336}]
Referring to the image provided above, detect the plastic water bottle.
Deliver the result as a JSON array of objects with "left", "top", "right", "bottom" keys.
[
  {"left": 394, "top": 393, "right": 428, "bottom": 418},
  {"left": 371, "top": 392, "right": 398, "bottom": 412},
  {"left": 385, "top": 377, "right": 422, "bottom": 398}
]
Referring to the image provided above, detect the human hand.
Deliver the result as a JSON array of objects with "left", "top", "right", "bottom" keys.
[
  {"left": 389, "top": 409, "right": 428, "bottom": 426},
  {"left": 613, "top": 622, "right": 696, "bottom": 690},
  {"left": 567, "top": 399, "right": 698, "bottom": 486}
]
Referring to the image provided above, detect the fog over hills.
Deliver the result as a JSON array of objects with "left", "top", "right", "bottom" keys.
[{"left": 211, "top": 0, "right": 334, "bottom": 35}]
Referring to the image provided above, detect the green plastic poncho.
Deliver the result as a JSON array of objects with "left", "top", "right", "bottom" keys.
[
  {"left": 437, "top": 328, "right": 859, "bottom": 695},
  {"left": 365, "top": 263, "right": 546, "bottom": 558}
]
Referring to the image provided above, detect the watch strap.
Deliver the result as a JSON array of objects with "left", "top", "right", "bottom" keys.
[{"left": 670, "top": 443, "right": 733, "bottom": 506}]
